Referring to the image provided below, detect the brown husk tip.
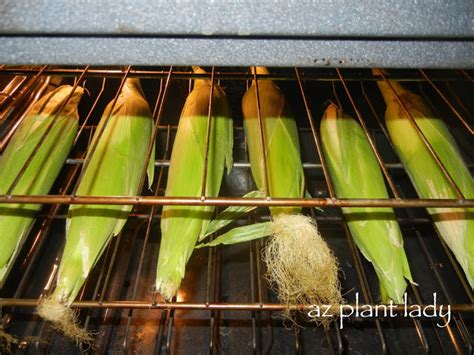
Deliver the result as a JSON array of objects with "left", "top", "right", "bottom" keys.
[
  {"left": 37, "top": 297, "right": 94, "bottom": 345},
  {"left": 263, "top": 214, "right": 343, "bottom": 326}
]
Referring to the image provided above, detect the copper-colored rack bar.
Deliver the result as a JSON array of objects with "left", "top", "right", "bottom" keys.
[
  {"left": 0, "top": 195, "right": 470, "bottom": 208},
  {"left": 0, "top": 65, "right": 472, "bottom": 354},
  {"left": 0, "top": 69, "right": 50, "bottom": 151},
  {"left": 0, "top": 298, "right": 472, "bottom": 312},
  {"left": 200, "top": 66, "right": 216, "bottom": 199},
  {"left": 70, "top": 157, "right": 465, "bottom": 170},
  {"left": 295, "top": 67, "right": 336, "bottom": 199},
  {"left": 252, "top": 66, "right": 271, "bottom": 198}
]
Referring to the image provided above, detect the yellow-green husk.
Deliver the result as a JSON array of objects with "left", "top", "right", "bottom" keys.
[
  {"left": 373, "top": 69, "right": 474, "bottom": 288},
  {"left": 155, "top": 67, "right": 233, "bottom": 300},
  {"left": 320, "top": 103, "right": 413, "bottom": 303},
  {"left": 0, "top": 85, "right": 83, "bottom": 286},
  {"left": 243, "top": 67, "right": 342, "bottom": 313},
  {"left": 38, "top": 78, "right": 155, "bottom": 341}
]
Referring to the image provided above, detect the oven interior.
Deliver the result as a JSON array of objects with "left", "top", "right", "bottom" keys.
[{"left": 0, "top": 66, "right": 472, "bottom": 354}]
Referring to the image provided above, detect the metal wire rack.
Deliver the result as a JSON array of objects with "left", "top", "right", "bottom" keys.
[{"left": 0, "top": 65, "right": 472, "bottom": 354}]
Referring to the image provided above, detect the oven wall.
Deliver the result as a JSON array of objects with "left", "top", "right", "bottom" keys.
[{"left": 0, "top": 0, "right": 473, "bottom": 68}]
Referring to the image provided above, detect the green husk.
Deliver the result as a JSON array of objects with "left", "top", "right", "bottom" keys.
[
  {"left": 243, "top": 67, "right": 304, "bottom": 215},
  {"left": 373, "top": 68, "right": 474, "bottom": 288},
  {"left": 0, "top": 85, "right": 83, "bottom": 286},
  {"left": 196, "top": 221, "right": 272, "bottom": 248},
  {"left": 320, "top": 103, "right": 413, "bottom": 303},
  {"left": 155, "top": 67, "right": 233, "bottom": 300},
  {"left": 202, "top": 190, "right": 264, "bottom": 238},
  {"left": 38, "top": 78, "right": 155, "bottom": 342},
  {"left": 198, "top": 67, "right": 343, "bottom": 314}
]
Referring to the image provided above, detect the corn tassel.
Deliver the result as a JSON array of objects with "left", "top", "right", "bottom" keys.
[
  {"left": 320, "top": 103, "right": 413, "bottom": 302},
  {"left": 38, "top": 78, "right": 155, "bottom": 341},
  {"left": 156, "top": 67, "right": 233, "bottom": 300},
  {"left": 373, "top": 68, "right": 474, "bottom": 288},
  {"left": 0, "top": 85, "right": 83, "bottom": 286}
]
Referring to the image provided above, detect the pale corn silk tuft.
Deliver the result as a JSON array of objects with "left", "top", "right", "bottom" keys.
[
  {"left": 263, "top": 214, "right": 342, "bottom": 326},
  {"left": 38, "top": 298, "right": 93, "bottom": 344}
]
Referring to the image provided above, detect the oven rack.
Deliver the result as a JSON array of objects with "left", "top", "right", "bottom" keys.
[
  {"left": 0, "top": 66, "right": 472, "bottom": 208},
  {"left": 0, "top": 66, "right": 472, "bottom": 353}
]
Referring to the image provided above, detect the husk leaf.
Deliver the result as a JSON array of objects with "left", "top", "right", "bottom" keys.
[
  {"left": 373, "top": 69, "right": 474, "bottom": 288},
  {"left": 38, "top": 78, "right": 155, "bottom": 343},
  {"left": 156, "top": 67, "right": 233, "bottom": 300},
  {"left": 0, "top": 85, "right": 83, "bottom": 285},
  {"left": 320, "top": 103, "right": 413, "bottom": 302}
]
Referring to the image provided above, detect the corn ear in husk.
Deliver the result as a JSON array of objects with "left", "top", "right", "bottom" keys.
[
  {"left": 38, "top": 78, "right": 155, "bottom": 341},
  {"left": 242, "top": 67, "right": 304, "bottom": 215},
  {"left": 0, "top": 85, "right": 83, "bottom": 286},
  {"left": 373, "top": 68, "right": 474, "bottom": 288},
  {"left": 320, "top": 103, "right": 413, "bottom": 302},
  {"left": 196, "top": 67, "right": 307, "bottom": 244},
  {"left": 155, "top": 67, "right": 233, "bottom": 300},
  {"left": 241, "top": 67, "right": 341, "bottom": 313}
]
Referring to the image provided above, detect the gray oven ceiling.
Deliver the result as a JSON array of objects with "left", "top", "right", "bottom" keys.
[{"left": 0, "top": 0, "right": 473, "bottom": 67}]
